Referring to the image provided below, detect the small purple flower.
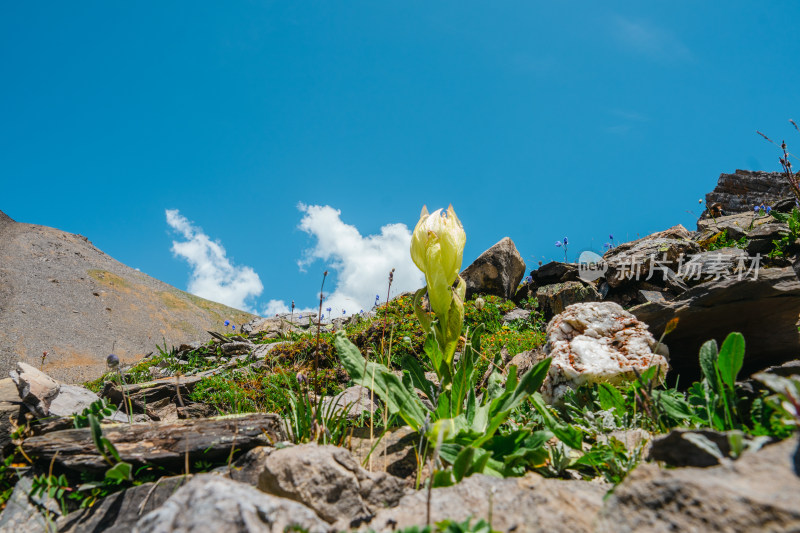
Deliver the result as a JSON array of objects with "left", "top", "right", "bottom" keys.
[
  {"left": 224, "top": 320, "right": 230, "bottom": 326},
  {"left": 604, "top": 242, "right": 612, "bottom": 249},
  {"left": 231, "top": 325, "right": 236, "bottom": 331},
  {"left": 107, "top": 354, "right": 119, "bottom": 369},
  {"left": 766, "top": 205, "right": 773, "bottom": 213},
  {"left": 342, "top": 309, "right": 346, "bottom": 315},
  {"left": 321, "top": 314, "right": 325, "bottom": 319},
  {"left": 754, "top": 205, "right": 760, "bottom": 213},
  {"left": 298, "top": 314, "right": 303, "bottom": 319},
  {"left": 326, "top": 307, "right": 331, "bottom": 313},
  {"left": 609, "top": 234, "right": 614, "bottom": 240},
  {"left": 555, "top": 241, "right": 562, "bottom": 247},
  {"left": 525, "top": 276, "right": 532, "bottom": 283},
  {"left": 563, "top": 237, "right": 568, "bottom": 245}
]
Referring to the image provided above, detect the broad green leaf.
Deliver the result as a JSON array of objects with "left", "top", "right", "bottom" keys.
[
  {"left": 717, "top": 332, "right": 745, "bottom": 389},
  {"left": 452, "top": 446, "right": 476, "bottom": 481},
  {"left": 402, "top": 356, "right": 436, "bottom": 404},
  {"left": 105, "top": 461, "right": 132, "bottom": 482},
  {"left": 597, "top": 383, "right": 626, "bottom": 413},
  {"left": 653, "top": 390, "right": 694, "bottom": 421},
  {"left": 698, "top": 339, "right": 720, "bottom": 393},
  {"left": 335, "top": 331, "right": 427, "bottom": 430},
  {"left": 529, "top": 393, "right": 584, "bottom": 449}
]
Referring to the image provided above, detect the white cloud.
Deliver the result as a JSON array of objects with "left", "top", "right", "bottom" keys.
[
  {"left": 165, "top": 209, "right": 263, "bottom": 312},
  {"left": 612, "top": 17, "right": 692, "bottom": 62},
  {"left": 291, "top": 203, "right": 424, "bottom": 316}
]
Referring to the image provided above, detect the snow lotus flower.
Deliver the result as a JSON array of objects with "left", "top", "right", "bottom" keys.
[{"left": 410, "top": 205, "right": 466, "bottom": 321}]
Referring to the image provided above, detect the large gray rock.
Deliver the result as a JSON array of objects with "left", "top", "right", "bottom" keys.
[
  {"left": 632, "top": 267, "right": 800, "bottom": 381},
  {"left": 461, "top": 237, "right": 526, "bottom": 300},
  {"left": 535, "top": 281, "right": 600, "bottom": 318},
  {"left": 596, "top": 436, "right": 800, "bottom": 532},
  {"left": 9, "top": 362, "right": 59, "bottom": 416},
  {"left": 133, "top": 475, "right": 330, "bottom": 533},
  {"left": 258, "top": 444, "right": 406, "bottom": 528},
  {"left": 319, "top": 385, "right": 380, "bottom": 421},
  {"left": 678, "top": 248, "right": 750, "bottom": 285},
  {"left": 602, "top": 226, "right": 700, "bottom": 290},
  {"left": 542, "top": 302, "right": 668, "bottom": 403},
  {"left": 365, "top": 472, "right": 608, "bottom": 533},
  {"left": 0, "top": 476, "right": 52, "bottom": 532},
  {"left": 704, "top": 169, "right": 796, "bottom": 214},
  {"left": 57, "top": 476, "right": 186, "bottom": 532}
]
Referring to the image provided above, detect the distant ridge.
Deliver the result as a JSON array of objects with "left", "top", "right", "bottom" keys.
[{"left": 0, "top": 211, "right": 255, "bottom": 383}]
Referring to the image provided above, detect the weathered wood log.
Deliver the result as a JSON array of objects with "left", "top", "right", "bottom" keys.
[{"left": 22, "top": 413, "right": 285, "bottom": 472}]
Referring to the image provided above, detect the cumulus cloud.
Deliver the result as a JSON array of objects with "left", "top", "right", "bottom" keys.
[
  {"left": 166, "top": 209, "right": 263, "bottom": 312},
  {"left": 289, "top": 203, "right": 424, "bottom": 316}
]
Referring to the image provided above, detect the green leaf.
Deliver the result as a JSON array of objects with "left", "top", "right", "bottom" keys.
[
  {"left": 597, "top": 383, "right": 626, "bottom": 413},
  {"left": 717, "top": 333, "right": 745, "bottom": 389},
  {"left": 698, "top": 339, "right": 720, "bottom": 393},
  {"left": 335, "top": 331, "right": 428, "bottom": 430},
  {"left": 529, "top": 393, "right": 584, "bottom": 449},
  {"left": 452, "top": 446, "right": 476, "bottom": 482},
  {"left": 105, "top": 461, "right": 133, "bottom": 482},
  {"left": 402, "top": 355, "right": 437, "bottom": 404},
  {"left": 653, "top": 390, "right": 694, "bottom": 421}
]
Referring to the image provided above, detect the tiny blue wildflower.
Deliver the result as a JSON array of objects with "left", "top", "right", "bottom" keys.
[
  {"left": 321, "top": 314, "right": 325, "bottom": 319},
  {"left": 555, "top": 241, "right": 562, "bottom": 247},
  {"left": 231, "top": 325, "right": 235, "bottom": 331},
  {"left": 298, "top": 314, "right": 303, "bottom": 319},
  {"left": 754, "top": 205, "right": 760, "bottom": 212},
  {"left": 342, "top": 310, "right": 346, "bottom": 315},
  {"left": 563, "top": 237, "right": 568, "bottom": 245},
  {"left": 326, "top": 307, "right": 331, "bottom": 313},
  {"left": 604, "top": 242, "right": 612, "bottom": 248},
  {"left": 224, "top": 320, "right": 230, "bottom": 326},
  {"left": 766, "top": 206, "right": 773, "bottom": 213},
  {"left": 525, "top": 275, "right": 532, "bottom": 283},
  {"left": 609, "top": 234, "right": 614, "bottom": 240}
]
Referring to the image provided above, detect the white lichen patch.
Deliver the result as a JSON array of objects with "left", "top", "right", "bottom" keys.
[{"left": 541, "top": 302, "right": 669, "bottom": 403}]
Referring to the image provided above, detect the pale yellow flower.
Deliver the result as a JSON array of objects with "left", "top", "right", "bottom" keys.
[{"left": 410, "top": 205, "right": 466, "bottom": 320}]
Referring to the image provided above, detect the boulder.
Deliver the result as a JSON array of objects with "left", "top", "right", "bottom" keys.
[
  {"left": 632, "top": 267, "right": 800, "bottom": 381},
  {"left": 258, "top": 444, "right": 406, "bottom": 528},
  {"left": 602, "top": 227, "right": 700, "bottom": 290},
  {"left": 461, "top": 237, "right": 526, "bottom": 300},
  {"left": 746, "top": 222, "right": 790, "bottom": 255},
  {"left": 134, "top": 475, "right": 330, "bottom": 533},
  {"left": 647, "top": 429, "right": 748, "bottom": 467},
  {"left": 0, "top": 476, "right": 53, "bottom": 532},
  {"left": 9, "top": 362, "right": 59, "bottom": 416},
  {"left": 57, "top": 476, "right": 186, "bottom": 532},
  {"left": 678, "top": 248, "right": 750, "bottom": 285},
  {"left": 502, "top": 308, "right": 531, "bottom": 323},
  {"left": 596, "top": 436, "right": 800, "bottom": 532},
  {"left": 542, "top": 302, "right": 668, "bottom": 403},
  {"left": 535, "top": 281, "right": 601, "bottom": 318},
  {"left": 704, "top": 169, "right": 796, "bottom": 214},
  {"left": 365, "top": 472, "right": 608, "bottom": 533},
  {"left": 531, "top": 261, "right": 579, "bottom": 285},
  {"left": 347, "top": 426, "right": 422, "bottom": 483}
]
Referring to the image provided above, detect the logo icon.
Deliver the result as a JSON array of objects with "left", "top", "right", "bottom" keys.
[{"left": 577, "top": 251, "right": 607, "bottom": 282}]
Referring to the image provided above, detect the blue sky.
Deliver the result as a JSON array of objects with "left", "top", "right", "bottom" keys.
[{"left": 3, "top": 2, "right": 800, "bottom": 315}]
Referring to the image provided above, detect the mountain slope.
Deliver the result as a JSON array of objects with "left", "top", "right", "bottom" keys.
[{"left": 0, "top": 210, "right": 255, "bottom": 383}]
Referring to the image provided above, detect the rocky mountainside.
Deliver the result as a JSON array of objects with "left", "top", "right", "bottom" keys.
[{"left": 0, "top": 210, "right": 254, "bottom": 383}]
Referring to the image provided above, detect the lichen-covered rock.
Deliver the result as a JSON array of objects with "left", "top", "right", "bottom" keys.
[{"left": 542, "top": 302, "right": 668, "bottom": 403}]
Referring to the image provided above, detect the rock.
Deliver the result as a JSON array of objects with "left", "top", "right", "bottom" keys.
[
  {"left": 252, "top": 342, "right": 289, "bottom": 359},
  {"left": 542, "top": 302, "right": 669, "bottom": 403},
  {"left": 746, "top": 222, "right": 789, "bottom": 255},
  {"left": 56, "top": 476, "right": 187, "bottom": 532},
  {"left": 632, "top": 267, "right": 800, "bottom": 381},
  {"left": 22, "top": 413, "right": 286, "bottom": 472},
  {"left": 347, "top": 426, "right": 422, "bottom": 483},
  {"left": 258, "top": 444, "right": 406, "bottom": 528},
  {"left": 536, "top": 281, "right": 601, "bottom": 318},
  {"left": 461, "top": 237, "right": 526, "bottom": 300},
  {"left": 9, "top": 362, "right": 60, "bottom": 416},
  {"left": 220, "top": 341, "right": 253, "bottom": 356},
  {"left": 320, "top": 385, "right": 380, "bottom": 421},
  {"left": 696, "top": 211, "right": 775, "bottom": 241},
  {"left": 366, "top": 472, "right": 608, "bottom": 533},
  {"left": 0, "top": 378, "right": 23, "bottom": 457},
  {"left": 502, "top": 308, "right": 531, "bottom": 323},
  {"left": 531, "top": 261, "right": 579, "bottom": 285},
  {"left": 647, "top": 429, "right": 738, "bottom": 467},
  {"left": 0, "top": 476, "right": 51, "bottom": 532},
  {"left": 602, "top": 227, "right": 700, "bottom": 290},
  {"left": 637, "top": 289, "right": 668, "bottom": 303},
  {"left": 596, "top": 435, "right": 800, "bottom": 532},
  {"left": 704, "top": 169, "right": 797, "bottom": 214},
  {"left": 678, "top": 248, "right": 750, "bottom": 285},
  {"left": 242, "top": 316, "right": 305, "bottom": 337},
  {"left": 134, "top": 475, "right": 330, "bottom": 533}
]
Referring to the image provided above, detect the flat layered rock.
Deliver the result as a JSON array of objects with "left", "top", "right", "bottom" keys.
[{"left": 21, "top": 413, "right": 285, "bottom": 471}]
